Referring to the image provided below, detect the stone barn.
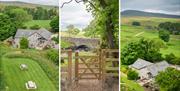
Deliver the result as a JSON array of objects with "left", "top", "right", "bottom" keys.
[{"left": 13, "top": 28, "right": 53, "bottom": 49}]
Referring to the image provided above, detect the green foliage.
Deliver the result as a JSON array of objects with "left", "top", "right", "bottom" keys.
[
  {"left": 165, "top": 53, "right": 180, "bottom": 65},
  {"left": 0, "top": 13, "right": 16, "bottom": 41},
  {"left": 52, "top": 36, "right": 59, "bottom": 44},
  {"left": 6, "top": 8, "right": 32, "bottom": 28},
  {"left": 19, "top": 25, "right": 27, "bottom": 29},
  {"left": 84, "top": 0, "right": 119, "bottom": 48},
  {"left": 83, "top": 20, "right": 100, "bottom": 38},
  {"left": 121, "top": 38, "right": 163, "bottom": 65},
  {"left": 155, "top": 67, "right": 180, "bottom": 91},
  {"left": 61, "top": 40, "right": 72, "bottom": 48},
  {"left": 66, "top": 25, "right": 80, "bottom": 35},
  {"left": 46, "top": 49, "right": 59, "bottom": 65},
  {"left": 30, "top": 24, "right": 41, "bottom": 30},
  {"left": 132, "top": 21, "right": 141, "bottom": 26},
  {"left": 20, "top": 37, "right": 28, "bottom": 49},
  {"left": 158, "top": 22, "right": 180, "bottom": 35},
  {"left": 127, "top": 69, "right": 139, "bottom": 80},
  {"left": 50, "top": 16, "right": 59, "bottom": 32},
  {"left": 159, "top": 30, "right": 170, "bottom": 42}
]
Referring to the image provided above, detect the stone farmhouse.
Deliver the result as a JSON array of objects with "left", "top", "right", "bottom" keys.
[
  {"left": 13, "top": 28, "right": 57, "bottom": 50},
  {"left": 129, "top": 58, "right": 169, "bottom": 80}
]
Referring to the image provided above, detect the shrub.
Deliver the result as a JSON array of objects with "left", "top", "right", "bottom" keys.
[
  {"left": 132, "top": 21, "right": 141, "bottom": 26},
  {"left": 46, "top": 49, "right": 59, "bottom": 65},
  {"left": 30, "top": 24, "right": 41, "bottom": 30},
  {"left": 127, "top": 69, "right": 139, "bottom": 80},
  {"left": 20, "top": 37, "right": 28, "bottom": 49},
  {"left": 19, "top": 25, "right": 27, "bottom": 29},
  {"left": 165, "top": 53, "right": 176, "bottom": 63},
  {"left": 159, "top": 30, "right": 170, "bottom": 42},
  {"left": 52, "top": 36, "right": 59, "bottom": 44}
]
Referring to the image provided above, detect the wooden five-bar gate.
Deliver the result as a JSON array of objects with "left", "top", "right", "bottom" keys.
[{"left": 61, "top": 49, "right": 119, "bottom": 86}]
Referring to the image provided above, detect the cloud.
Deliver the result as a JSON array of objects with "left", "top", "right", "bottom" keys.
[
  {"left": 61, "top": 0, "right": 93, "bottom": 30},
  {"left": 121, "top": 0, "right": 180, "bottom": 15}
]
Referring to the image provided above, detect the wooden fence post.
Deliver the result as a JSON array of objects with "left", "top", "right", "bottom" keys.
[
  {"left": 75, "top": 51, "right": 79, "bottom": 83},
  {"left": 68, "top": 50, "right": 72, "bottom": 85}
]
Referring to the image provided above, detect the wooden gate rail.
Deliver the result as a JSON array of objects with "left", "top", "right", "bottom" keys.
[
  {"left": 75, "top": 52, "right": 101, "bottom": 82},
  {"left": 101, "top": 49, "right": 119, "bottom": 81},
  {"left": 61, "top": 50, "right": 72, "bottom": 85}
]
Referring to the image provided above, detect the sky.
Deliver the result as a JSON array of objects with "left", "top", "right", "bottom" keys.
[
  {"left": 121, "top": 0, "right": 180, "bottom": 15},
  {"left": 0, "top": 0, "right": 58, "bottom": 6},
  {"left": 61, "top": 0, "right": 93, "bottom": 30}
]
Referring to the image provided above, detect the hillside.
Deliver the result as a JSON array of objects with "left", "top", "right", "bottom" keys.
[
  {"left": 0, "top": 1, "right": 58, "bottom": 9},
  {"left": 121, "top": 17, "right": 180, "bottom": 57},
  {"left": 121, "top": 10, "right": 180, "bottom": 18}
]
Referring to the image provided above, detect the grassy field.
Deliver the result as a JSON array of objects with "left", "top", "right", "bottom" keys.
[
  {"left": 121, "top": 75, "right": 144, "bottom": 91},
  {"left": 25, "top": 20, "right": 51, "bottom": 29},
  {"left": 121, "top": 17, "right": 180, "bottom": 57},
  {"left": 121, "top": 16, "right": 180, "bottom": 27},
  {"left": 2, "top": 57, "right": 56, "bottom": 91}
]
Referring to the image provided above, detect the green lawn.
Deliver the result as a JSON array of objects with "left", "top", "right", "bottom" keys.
[
  {"left": 121, "top": 73, "right": 144, "bottom": 91},
  {"left": 25, "top": 20, "right": 51, "bottom": 29},
  {"left": 2, "top": 57, "right": 57, "bottom": 91}
]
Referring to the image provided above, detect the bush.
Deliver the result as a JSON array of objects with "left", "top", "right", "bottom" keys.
[
  {"left": 127, "top": 69, "right": 139, "bottom": 80},
  {"left": 165, "top": 53, "right": 176, "bottom": 63},
  {"left": 46, "top": 49, "right": 59, "bottom": 65},
  {"left": 30, "top": 24, "right": 41, "bottom": 30},
  {"left": 132, "top": 21, "right": 141, "bottom": 26},
  {"left": 19, "top": 25, "right": 27, "bottom": 29},
  {"left": 52, "top": 36, "right": 59, "bottom": 44},
  {"left": 20, "top": 37, "right": 28, "bottom": 49},
  {"left": 159, "top": 30, "right": 170, "bottom": 42}
]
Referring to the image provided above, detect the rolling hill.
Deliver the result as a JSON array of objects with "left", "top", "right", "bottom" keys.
[
  {"left": 121, "top": 10, "right": 180, "bottom": 18},
  {"left": 0, "top": 1, "right": 58, "bottom": 8}
]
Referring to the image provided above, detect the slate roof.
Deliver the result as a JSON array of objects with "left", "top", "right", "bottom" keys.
[
  {"left": 15, "top": 28, "right": 52, "bottom": 40},
  {"left": 146, "top": 61, "right": 169, "bottom": 77},
  {"left": 130, "top": 58, "right": 153, "bottom": 70}
]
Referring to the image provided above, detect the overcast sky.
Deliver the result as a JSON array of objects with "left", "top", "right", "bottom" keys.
[
  {"left": 122, "top": 0, "right": 180, "bottom": 15},
  {"left": 0, "top": 0, "right": 58, "bottom": 6},
  {"left": 61, "top": 0, "right": 93, "bottom": 30}
]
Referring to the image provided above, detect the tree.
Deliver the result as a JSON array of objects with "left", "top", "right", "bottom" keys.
[
  {"left": 30, "top": 25, "right": 41, "bottom": 30},
  {"left": 7, "top": 8, "right": 32, "bottom": 28},
  {"left": 62, "top": 0, "right": 119, "bottom": 49},
  {"left": 121, "top": 38, "right": 163, "bottom": 65},
  {"left": 20, "top": 37, "right": 29, "bottom": 49},
  {"left": 66, "top": 25, "right": 80, "bottom": 35},
  {"left": 127, "top": 69, "right": 139, "bottom": 80},
  {"left": 0, "top": 13, "right": 16, "bottom": 41},
  {"left": 132, "top": 21, "right": 141, "bottom": 26},
  {"left": 158, "top": 22, "right": 180, "bottom": 35},
  {"left": 159, "top": 30, "right": 170, "bottom": 42},
  {"left": 50, "top": 16, "right": 59, "bottom": 32},
  {"left": 155, "top": 68, "right": 180, "bottom": 91}
]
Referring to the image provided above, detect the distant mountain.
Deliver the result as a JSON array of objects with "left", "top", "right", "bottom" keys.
[
  {"left": 0, "top": 1, "right": 58, "bottom": 8},
  {"left": 121, "top": 10, "right": 180, "bottom": 18}
]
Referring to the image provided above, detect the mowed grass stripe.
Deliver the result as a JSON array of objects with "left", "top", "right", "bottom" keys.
[{"left": 2, "top": 58, "right": 57, "bottom": 91}]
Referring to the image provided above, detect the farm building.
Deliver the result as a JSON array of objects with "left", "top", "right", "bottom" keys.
[
  {"left": 13, "top": 28, "right": 56, "bottom": 50},
  {"left": 129, "top": 58, "right": 169, "bottom": 80}
]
